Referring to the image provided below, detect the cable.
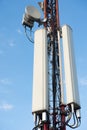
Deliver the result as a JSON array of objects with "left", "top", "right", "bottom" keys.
[
  {"left": 32, "top": 121, "right": 44, "bottom": 130},
  {"left": 65, "top": 112, "right": 72, "bottom": 124},
  {"left": 24, "top": 26, "right": 34, "bottom": 43},
  {"left": 60, "top": 104, "right": 80, "bottom": 129},
  {"left": 65, "top": 104, "right": 81, "bottom": 129},
  {"left": 66, "top": 113, "right": 77, "bottom": 129}
]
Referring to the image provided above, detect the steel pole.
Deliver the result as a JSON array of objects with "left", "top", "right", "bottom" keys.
[{"left": 61, "top": 105, "right": 66, "bottom": 130}]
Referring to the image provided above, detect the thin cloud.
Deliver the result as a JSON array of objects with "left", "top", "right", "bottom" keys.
[
  {"left": 79, "top": 77, "right": 87, "bottom": 86},
  {"left": 0, "top": 103, "right": 14, "bottom": 111},
  {"left": 17, "top": 29, "right": 22, "bottom": 34},
  {"left": 0, "top": 78, "right": 12, "bottom": 85},
  {"left": 9, "top": 41, "right": 15, "bottom": 47}
]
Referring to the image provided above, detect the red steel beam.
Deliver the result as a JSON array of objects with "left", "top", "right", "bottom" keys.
[
  {"left": 44, "top": 1, "right": 48, "bottom": 129},
  {"left": 61, "top": 105, "right": 66, "bottom": 130},
  {"left": 44, "top": 0, "right": 47, "bottom": 27},
  {"left": 56, "top": 0, "right": 60, "bottom": 28},
  {"left": 44, "top": 124, "right": 48, "bottom": 130}
]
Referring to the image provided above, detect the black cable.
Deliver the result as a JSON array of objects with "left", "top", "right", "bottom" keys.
[
  {"left": 24, "top": 26, "right": 34, "bottom": 43},
  {"left": 32, "top": 122, "right": 44, "bottom": 130}
]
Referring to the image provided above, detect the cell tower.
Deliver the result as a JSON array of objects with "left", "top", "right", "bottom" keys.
[{"left": 22, "top": 0, "right": 81, "bottom": 130}]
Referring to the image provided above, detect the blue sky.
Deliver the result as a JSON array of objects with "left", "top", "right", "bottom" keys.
[{"left": 0, "top": 0, "right": 87, "bottom": 130}]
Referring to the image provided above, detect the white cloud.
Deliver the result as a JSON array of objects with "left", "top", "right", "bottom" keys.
[
  {"left": 9, "top": 41, "right": 15, "bottom": 47},
  {"left": 79, "top": 77, "right": 87, "bottom": 86},
  {"left": 17, "top": 29, "right": 22, "bottom": 34},
  {"left": 0, "top": 103, "right": 14, "bottom": 111},
  {"left": 0, "top": 78, "right": 12, "bottom": 85}
]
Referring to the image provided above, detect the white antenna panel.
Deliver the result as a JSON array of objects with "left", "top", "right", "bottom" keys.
[
  {"left": 32, "top": 28, "right": 48, "bottom": 113},
  {"left": 62, "top": 25, "right": 80, "bottom": 110}
]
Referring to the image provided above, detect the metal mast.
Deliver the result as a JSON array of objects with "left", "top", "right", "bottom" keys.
[{"left": 43, "top": 0, "right": 65, "bottom": 130}]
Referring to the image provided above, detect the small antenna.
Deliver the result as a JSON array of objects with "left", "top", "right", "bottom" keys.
[{"left": 22, "top": 6, "right": 41, "bottom": 28}]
